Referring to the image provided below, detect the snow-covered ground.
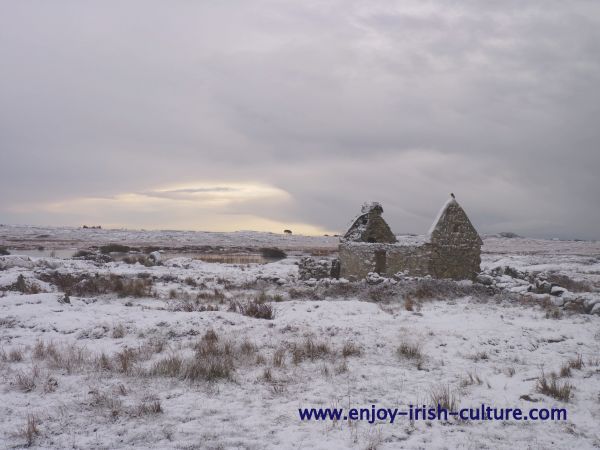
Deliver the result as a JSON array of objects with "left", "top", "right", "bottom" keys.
[{"left": 1, "top": 228, "right": 599, "bottom": 449}]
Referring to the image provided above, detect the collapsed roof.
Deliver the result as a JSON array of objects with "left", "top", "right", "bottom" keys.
[{"left": 343, "top": 202, "right": 397, "bottom": 243}]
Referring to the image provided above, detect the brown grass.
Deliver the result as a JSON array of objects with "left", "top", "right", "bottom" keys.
[
  {"left": 291, "top": 337, "right": 332, "bottom": 364},
  {"left": 536, "top": 373, "right": 573, "bottom": 402},
  {"left": 273, "top": 348, "right": 286, "bottom": 367},
  {"left": 115, "top": 348, "right": 138, "bottom": 374},
  {"left": 18, "top": 414, "right": 39, "bottom": 447},
  {"left": 151, "top": 355, "right": 183, "bottom": 377},
  {"left": 8, "top": 348, "right": 24, "bottom": 362},
  {"left": 136, "top": 397, "right": 162, "bottom": 415},
  {"left": 568, "top": 354, "right": 584, "bottom": 370},
  {"left": 14, "top": 367, "right": 39, "bottom": 392},
  {"left": 10, "top": 275, "right": 41, "bottom": 294},
  {"left": 404, "top": 295, "right": 414, "bottom": 311},
  {"left": 396, "top": 342, "right": 422, "bottom": 360},
  {"left": 229, "top": 299, "right": 274, "bottom": 320},
  {"left": 429, "top": 384, "right": 458, "bottom": 411},
  {"left": 341, "top": 341, "right": 362, "bottom": 358},
  {"left": 38, "top": 272, "right": 152, "bottom": 298},
  {"left": 460, "top": 372, "right": 482, "bottom": 387},
  {"left": 545, "top": 273, "right": 592, "bottom": 293},
  {"left": 111, "top": 324, "right": 126, "bottom": 339}
]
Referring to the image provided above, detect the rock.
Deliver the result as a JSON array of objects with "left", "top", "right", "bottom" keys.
[
  {"left": 298, "top": 257, "right": 339, "bottom": 280},
  {"left": 476, "top": 274, "right": 494, "bottom": 286},
  {"left": 584, "top": 298, "right": 600, "bottom": 310},
  {"left": 535, "top": 280, "right": 553, "bottom": 294},
  {"left": 149, "top": 251, "right": 161, "bottom": 263},
  {"left": 550, "top": 286, "right": 567, "bottom": 297},
  {"left": 550, "top": 297, "right": 564, "bottom": 307},
  {"left": 519, "top": 394, "right": 539, "bottom": 403},
  {"left": 591, "top": 303, "right": 600, "bottom": 315},
  {"left": 366, "top": 272, "right": 385, "bottom": 285}
]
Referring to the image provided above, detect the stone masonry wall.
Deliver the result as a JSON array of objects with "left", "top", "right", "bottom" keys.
[
  {"left": 339, "top": 240, "right": 481, "bottom": 281},
  {"left": 339, "top": 242, "right": 431, "bottom": 280}
]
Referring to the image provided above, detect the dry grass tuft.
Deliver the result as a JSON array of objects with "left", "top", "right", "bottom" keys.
[
  {"left": 396, "top": 342, "right": 422, "bottom": 360},
  {"left": 559, "top": 363, "right": 572, "bottom": 378},
  {"left": 18, "top": 414, "right": 39, "bottom": 447},
  {"left": 404, "top": 294, "right": 414, "bottom": 311},
  {"left": 8, "top": 348, "right": 24, "bottom": 362},
  {"left": 341, "top": 341, "right": 362, "bottom": 358},
  {"left": 429, "top": 384, "right": 459, "bottom": 411},
  {"left": 90, "top": 390, "right": 123, "bottom": 418},
  {"left": 115, "top": 348, "right": 138, "bottom": 374},
  {"left": 151, "top": 355, "right": 183, "bottom": 377},
  {"left": 137, "top": 397, "right": 162, "bottom": 415},
  {"left": 469, "top": 351, "right": 489, "bottom": 362},
  {"left": 230, "top": 299, "right": 274, "bottom": 320},
  {"left": 273, "top": 347, "right": 286, "bottom": 367},
  {"left": 568, "top": 354, "right": 584, "bottom": 370},
  {"left": 111, "top": 324, "right": 126, "bottom": 339},
  {"left": 291, "top": 337, "right": 332, "bottom": 364},
  {"left": 14, "top": 367, "right": 39, "bottom": 392},
  {"left": 536, "top": 373, "right": 573, "bottom": 402},
  {"left": 460, "top": 371, "right": 482, "bottom": 387}
]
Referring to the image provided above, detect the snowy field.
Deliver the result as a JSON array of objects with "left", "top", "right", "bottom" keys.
[{"left": 1, "top": 226, "right": 600, "bottom": 449}]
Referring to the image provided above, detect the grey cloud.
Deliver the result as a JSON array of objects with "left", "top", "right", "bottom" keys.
[{"left": 1, "top": 0, "right": 599, "bottom": 238}]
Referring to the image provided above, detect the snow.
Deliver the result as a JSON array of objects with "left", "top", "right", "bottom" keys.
[
  {"left": 427, "top": 196, "right": 456, "bottom": 237},
  {"left": 1, "top": 228, "right": 599, "bottom": 449}
]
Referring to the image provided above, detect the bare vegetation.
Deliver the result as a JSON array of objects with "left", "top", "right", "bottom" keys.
[
  {"left": 38, "top": 272, "right": 153, "bottom": 298},
  {"left": 396, "top": 342, "right": 422, "bottom": 360},
  {"left": 136, "top": 397, "right": 163, "bottom": 415},
  {"left": 229, "top": 298, "right": 274, "bottom": 320},
  {"left": 112, "top": 324, "right": 126, "bottom": 339},
  {"left": 100, "top": 244, "right": 131, "bottom": 254},
  {"left": 291, "top": 337, "right": 332, "bottom": 364},
  {"left": 260, "top": 247, "right": 287, "bottom": 259},
  {"left": 9, "top": 275, "right": 41, "bottom": 294},
  {"left": 460, "top": 371, "right": 483, "bottom": 387},
  {"left": 429, "top": 384, "right": 459, "bottom": 412},
  {"left": 341, "top": 341, "right": 362, "bottom": 358},
  {"left": 545, "top": 273, "right": 592, "bottom": 293},
  {"left": 17, "top": 414, "right": 39, "bottom": 447},
  {"left": 8, "top": 348, "right": 24, "bottom": 362},
  {"left": 273, "top": 347, "right": 286, "bottom": 367},
  {"left": 536, "top": 373, "right": 573, "bottom": 402},
  {"left": 567, "top": 354, "right": 584, "bottom": 370},
  {"left": 14, "top": 367, "right": 38, "bottom": 392}
]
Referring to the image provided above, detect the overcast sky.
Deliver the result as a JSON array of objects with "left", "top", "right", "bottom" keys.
[{"left": 1, "top": 1, "right": 599, "bottom": 238}]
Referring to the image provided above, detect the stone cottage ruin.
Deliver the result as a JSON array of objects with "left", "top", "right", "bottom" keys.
[{"left": 300, "top": 195, "right": 482, "bottom": 281}]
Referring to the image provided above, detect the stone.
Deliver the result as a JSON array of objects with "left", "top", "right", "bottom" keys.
[
  {"left": 591, "top": 303, "right": 600, "bottom": 315},
  {"left": 476, "top": 274, "right": 494, "bottom": 285},
  {"left": 298, "top": 257, "right": 339, "bottom": 280},
  {"left": 339, "top": 196, "right": 482, "bottom": 281},
  {"left": 149, "top": 251, "right": 161, "bottom": 263},
  {"left": 535, "top": 280, "right": 553, "bottom": 294},
  {"left": 550, "top": 286, "right": 567, "bottom": 297},
  {"left": 343, "top": 202, "right": 397, "bottom": 243}
]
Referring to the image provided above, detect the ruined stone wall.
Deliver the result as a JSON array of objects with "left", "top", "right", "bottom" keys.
[
  {"left": 385, "top": 244, "right": 432, "bottom": 277},
  {"left": 339, "top": 242, "right": 431, "bottom": 280},
  {"left": 428, "top": 245, "right": 481, "bottom": 280},
  {"left": 298, "top": 257, "right": 340, "bottom": 280},
  {"left": 339, "top": 240, "right": 481, "bottom": 281},
  {"left": 338, "top": 198, "right": 482, "bottom": 281},
  {"left": 427, "top": 199, "right": 482, "bottom": 280}
]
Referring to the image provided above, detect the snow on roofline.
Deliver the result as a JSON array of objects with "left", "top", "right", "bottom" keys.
[{"left": 427, "top": 196, "right": 457, "bottom": 237}]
